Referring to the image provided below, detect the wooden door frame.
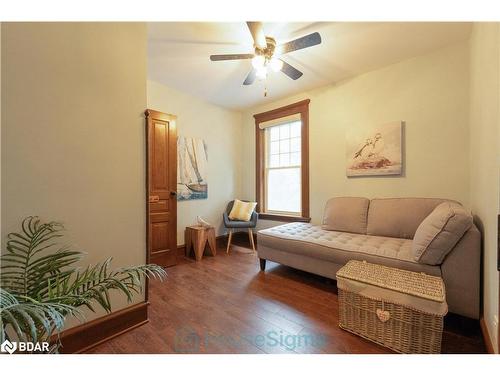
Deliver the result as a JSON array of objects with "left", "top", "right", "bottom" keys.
[{"left": 145, "top": 109, "right": 177, "bottom": 300}]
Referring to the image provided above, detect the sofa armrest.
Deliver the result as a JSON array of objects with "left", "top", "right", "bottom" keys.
[{"left": 441, "top": 225, "right": 481, "bottom": 319}]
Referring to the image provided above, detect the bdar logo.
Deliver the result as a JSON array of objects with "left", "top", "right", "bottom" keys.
[{"left": 1, "top": 340, "right": 17, "bottom": 354}]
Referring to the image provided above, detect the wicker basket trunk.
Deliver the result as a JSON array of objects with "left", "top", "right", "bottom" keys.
[{"left": 337, "top": 260, "right": 448, "bottom": 354}]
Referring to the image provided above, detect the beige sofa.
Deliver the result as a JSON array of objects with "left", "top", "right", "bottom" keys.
[{"left": 257, "top": 197, "right": 481, "bottom": 319}]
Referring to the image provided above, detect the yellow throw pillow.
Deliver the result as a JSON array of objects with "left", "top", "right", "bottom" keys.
[{"left": 229, "top": 199, "right": 257, "bottom": 221}]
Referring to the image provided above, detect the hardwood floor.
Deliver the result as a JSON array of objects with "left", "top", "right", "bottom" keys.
[{"left": 88, "top": 234, "right": 486, "bottom": 354}]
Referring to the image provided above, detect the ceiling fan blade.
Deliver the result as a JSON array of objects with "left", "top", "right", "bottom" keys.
[
  {"left": 280, "top": 60, "right": 303, "bottom": 80},
  {"left": 243, "top": 69, "right": 257, "bottom": 85},
  {"left": 246, "top": 22, "right": 267, "bottom": 49},
  {"left": 278, "top": 32, "right": 322, "bottom": 55},
  {"left": 210, "top": 53, "right": 254, "bottom": 61}
]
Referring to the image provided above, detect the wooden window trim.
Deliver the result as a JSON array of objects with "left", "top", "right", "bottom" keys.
[{"left": 254, "top": 99, "right": 310, "bottom": 223}]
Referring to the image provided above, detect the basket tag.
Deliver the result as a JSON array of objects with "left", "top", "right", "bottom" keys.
[{"left": 376, "top": 309, "right": 390, "bottom": 322}]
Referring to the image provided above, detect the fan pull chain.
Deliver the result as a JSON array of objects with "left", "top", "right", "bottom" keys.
[{"left": 264, "top": 86, "right": 268, "bottom": 97}]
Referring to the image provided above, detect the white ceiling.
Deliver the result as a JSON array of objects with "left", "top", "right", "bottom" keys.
[{"left": 148, "top": 22, "right": 472, "bottom": 111}]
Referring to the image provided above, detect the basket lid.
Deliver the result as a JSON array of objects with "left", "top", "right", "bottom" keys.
[{"left": 336, "top": 260, "right": 445, "bottom": 302}]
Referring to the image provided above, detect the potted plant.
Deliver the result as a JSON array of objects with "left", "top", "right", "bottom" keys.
[{"left": 0, "top": 216, "right": 166, "bottom": 353}]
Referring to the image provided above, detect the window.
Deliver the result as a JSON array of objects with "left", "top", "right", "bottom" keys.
[
  {"left": 254, "top": 100, "right": 310, "bottom": 222},
  {"left": 265, "top": 121, "right": 302, "bottom": 214}
]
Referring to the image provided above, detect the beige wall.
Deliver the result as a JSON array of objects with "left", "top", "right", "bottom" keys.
[
  {"left": 147, "top": 80, "right": 242, "bottom": 244},
  {"left": 241, "top": 41, "right": 471, "bottom": 228},
  {"left": 1, "top": 23, "right": 148, "bottom": 324},
  {"left": 469, "top": 23, "right": 500, "bottom": 353}
]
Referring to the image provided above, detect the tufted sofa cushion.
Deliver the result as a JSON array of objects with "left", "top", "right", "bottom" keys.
[
  {"left": 366, "top": 198, "right": 449, "bottom": 239},
  {"left": 258, "top": 222, "right": 441, "bottom": 275},
  {"left": 322, "top": 197, "right": 369, "bottom": 234},
  {"left": 260, "top": 222, "right": 414, "bottom": 261}
]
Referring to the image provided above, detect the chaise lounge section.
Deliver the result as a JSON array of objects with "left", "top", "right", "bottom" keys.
[{"left": 257, "top": 197, "right": 481, "bottom": 319}]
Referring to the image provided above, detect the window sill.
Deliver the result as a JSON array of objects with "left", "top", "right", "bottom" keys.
[{"left": 258, "top": 213, "right": 311, "bottom": 223}]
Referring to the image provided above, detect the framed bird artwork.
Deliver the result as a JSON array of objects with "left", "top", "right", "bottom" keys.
[{"left": 346, "top": 121, "right": 404, "bottom": 177}]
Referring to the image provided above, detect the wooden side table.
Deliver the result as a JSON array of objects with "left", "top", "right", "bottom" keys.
[{"left": 185, "top": 225, "right": 217, "bottom": 261}]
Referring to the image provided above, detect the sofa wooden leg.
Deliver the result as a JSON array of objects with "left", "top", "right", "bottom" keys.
[
  {"left": 259, "top": 258, "right": 266, "bottom": 271},
  {"left": 226, "top": 229, "right": 233, "bottom": 254}
]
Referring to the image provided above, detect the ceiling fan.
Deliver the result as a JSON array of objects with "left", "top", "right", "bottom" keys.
[{"left": 209, "top": 22, "right": 322, "bottom": 85}]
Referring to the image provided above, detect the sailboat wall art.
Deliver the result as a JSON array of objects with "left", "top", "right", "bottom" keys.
[
  {"left": 346, "top": 121, "right": 403, "bottom": 177},
  {"left": 177, "top": 136, "right": 208, "bottom": 201}
]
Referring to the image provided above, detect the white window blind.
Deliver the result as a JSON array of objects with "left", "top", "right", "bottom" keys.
[
  {"left": 258, "top": 113, "right": 302, "bottom": 129},
  {"left": 264, "top": 120, "right": 302, "bottom": 215}
]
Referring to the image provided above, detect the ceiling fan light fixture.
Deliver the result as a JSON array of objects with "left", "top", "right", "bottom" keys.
[
  {"left": 269, "top": 57, "right": 283, "bottom": 72},
  {"left": 256, "top": 66, "right": 267, "bottom": 80},
  {"left": 251, "top": 55, "right": 265, "bottom": 69},
  {"left": 210, "top": 22, "right": 321, "bottom": 86}
]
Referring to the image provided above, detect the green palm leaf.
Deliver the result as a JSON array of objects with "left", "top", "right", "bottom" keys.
[
  {"left": 0, "top": 289, "right": 81, "bottom": 343},
  {"left": 0, "top": 216, "right": 167, "bottom": 350}
]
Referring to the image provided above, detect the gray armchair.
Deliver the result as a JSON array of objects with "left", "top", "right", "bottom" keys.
[{"left": 223, "top": 200, "right": 258, "bottom": 253}]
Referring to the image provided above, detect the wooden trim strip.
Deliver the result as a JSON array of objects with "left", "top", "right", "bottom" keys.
[
  {"left": 255, "top": 121, "right": 265, "bottom": 214},
  {"left": 55, "top": 302, "right": 149, "bottom": 353},
  {"left": 254, "top": 99, "right": 310, "bottom": 219},
  {"left": 253, "top": 99, "right": 310, "bottom": 122},
  {"left": 301, "top": 103, "right": 310, "bottom": 219},
  {"left": 480, "top": 317, "right": 495, "bottom": 354},
  {"left": 258, "top": 213, "right": 311, "bottom": 223}
]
